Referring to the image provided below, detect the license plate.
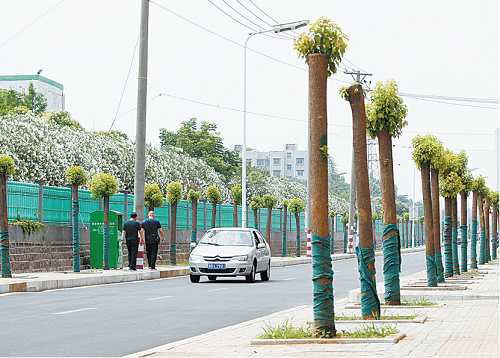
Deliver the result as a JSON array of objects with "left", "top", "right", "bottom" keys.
[{"left": 208, "top": 263, "right": 226, "bottom": 270}]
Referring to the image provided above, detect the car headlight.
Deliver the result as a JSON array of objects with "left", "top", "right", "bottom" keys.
[
  {"left": 189, "top": 254, "right": 203, "bottom": 262},
  {"left": 232, "top": 255, "right": 248, "bottom": 262}
]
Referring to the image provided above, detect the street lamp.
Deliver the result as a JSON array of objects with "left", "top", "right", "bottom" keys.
[{"left": 242, "top": 19, "right": 309, "bottom": 228}]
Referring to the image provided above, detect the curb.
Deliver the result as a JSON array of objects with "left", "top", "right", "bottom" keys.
[{"left": 250, "top": 333, "right": 406, "bottom": 345}]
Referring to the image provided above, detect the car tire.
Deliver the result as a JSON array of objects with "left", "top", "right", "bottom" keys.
[
  {"left": 260, "top": 262, "right": 270, "bottom": 281},
  {"left": 208, "top": 275, "right": 217, "bottom": 281},
  {"left": 190, "top": 274, "right": 200, "bottom": 283},
  {"left": 245, "top": 262, "right": 256, "bottom": 283}
]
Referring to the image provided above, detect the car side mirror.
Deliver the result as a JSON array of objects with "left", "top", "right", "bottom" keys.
[
  {"left": 190, "top": 242, "right": 197, "bottom": 248},
  {"left": 257, "top": 243, "right": 266, "bottom": 249}
]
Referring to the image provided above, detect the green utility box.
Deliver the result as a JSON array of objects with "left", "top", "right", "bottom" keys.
[{"left": 90, "top": 210, "right": 123, "bottom": 269}]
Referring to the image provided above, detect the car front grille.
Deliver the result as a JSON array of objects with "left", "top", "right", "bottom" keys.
[
  {"left": 199, "top": 268, "right": 236, "bottom": 274},
  {"left": 203, "top": 256, "right": 231, "bottom": 262}
]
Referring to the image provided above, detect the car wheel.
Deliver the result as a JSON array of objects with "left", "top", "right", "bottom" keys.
[
  {"left": 208, "top": 275, "right": 217, "bottom": 281},
  {"left": 245, "top": 262, "right": 256, "bottom": 283},
  {"left": 190, "top": 274, "right": 200, "bottom": 283},
  {"left": 260, "top": 262, "right": 270, "bottom": 281}
]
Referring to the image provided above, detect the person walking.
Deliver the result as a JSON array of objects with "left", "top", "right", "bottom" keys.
[
  {"left": 121, "top": 212, "right": 143, "bottom": 271},
  {"left": 141, "top": 211, "right": 165, "bottom": 270}
]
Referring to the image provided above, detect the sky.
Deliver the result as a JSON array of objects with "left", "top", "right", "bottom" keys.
[{"left": 0, "top": 0, "right": 498, "bottom": 203}]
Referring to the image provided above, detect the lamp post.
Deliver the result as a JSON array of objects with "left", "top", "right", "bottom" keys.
[{"left": 242, "top": 20, "right": 309, "bottom": 228}]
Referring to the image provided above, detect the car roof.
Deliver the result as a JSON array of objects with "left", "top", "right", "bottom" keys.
[{"left": 208, "top": 227, "right": 255, "bottom": 231}]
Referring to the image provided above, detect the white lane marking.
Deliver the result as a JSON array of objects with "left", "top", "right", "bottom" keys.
[
  {"left": 283, "top": 278, "right": 296, "bottom": 281},
  {"left": 54, "top": 307, "right": 96, "bottom": 315},
  {"left": 207, "top": 288, "right": 228, "bottom": 292},
  {"left": 145, "top": 295, "right": 173, "bottom": 301}
]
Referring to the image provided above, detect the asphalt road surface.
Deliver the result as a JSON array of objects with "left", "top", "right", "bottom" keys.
[{"left": 0, "top": 250, "right": 425, "bottom": 356}]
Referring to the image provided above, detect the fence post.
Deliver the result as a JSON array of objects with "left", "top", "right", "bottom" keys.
[
  {"left": 98, "top": 198, "right": 103, "bottom": 211},
  {"left": 120, "top": 190, "right": 129, "bottom": 219},
  {"left": 186, "top": 200, "right": 189, "bottom": 230},
  {"left": 34, "top": 180, "right": 45, "bottom": 223},
  {"left": 202, "top": 199, "right": 207, "bottom": 230},
  {"left": 218, "top": 203, "right": 222, "bottom": 227}
]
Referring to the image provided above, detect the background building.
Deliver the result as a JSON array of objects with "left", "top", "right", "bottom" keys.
[
  {"left": 236, "top": 143, "right": 308, "bottom": 180},
  {"left": 0, "top": 74, "right": 65, "bottom": 111}
]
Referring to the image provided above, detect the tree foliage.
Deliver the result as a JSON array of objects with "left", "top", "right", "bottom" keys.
[
  {"left": 439, "top": 171, "right": 464, "bottom": 198},
  {"left": 366, "top": 79, "right": 408, "bottom": 139},
  {"left": 411, "top": 134, "right": 443, "bottom": 169},
  {"left": 65, "top": 165, "right": 87, "bottom": 186},
  {"left": 0, "top": 154, "right": 15, "bottom": 176},
  {"left": 187, "top": 189, "right": 201, "bottom": 204},
  {"left": 159, "top": 118, "right": 240, "bottom": 182},
  {"left": 249, "top": 195, "right": 262, "bottom": 211},
  {"left": 166, "top": 182, "right": 183, "bottom": 205},
  {"left": 41, "top": 110, "right": 84, "bottom": 130},
  {"left": 87, "top": 173, "right": 117, "bottom": 199},
  {"left": 294, "top": 17, "right": 348, "bottom": 77},
  {"left": 145, "top": 183, "right": 165, "bottom": 209},
  {"left": 262, "top": 194, "right": 277, "bottom": 209},
  {"left": 206, "top": 185, "right": 221, "bottom": 204},
  {"left": 288, "top": 197, "right": 305, "bottom": 214},
  {"left": 230, "top": 184, "right": 242, "bottom": 204},
  {"left": 0, "top": 83, "right": 47, "bottom": 116}
]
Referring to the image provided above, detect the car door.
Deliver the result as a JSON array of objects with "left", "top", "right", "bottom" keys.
[{"left": 254, "top": 230, "right": 270, "bottom": 271}]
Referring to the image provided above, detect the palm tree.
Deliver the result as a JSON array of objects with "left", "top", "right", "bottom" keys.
[
  {"left": 490, "top": 191, "right": 499, "bottom": 261},
  {"left": 470, "top": 180, "right": 479, "bottom": 269},
  {"left": 429, "top": 140, "right": 445, "bottom": 282},
  {"left": 439, "top": 170, "right": 464, "bottom": 277},
  {"left": 295, "top": 17, "right": 347, "bottom": 337},
  {"left": 0, "top": 154, "right": 15, "bottom": 277},
  {"left": 230, "top": 184, "right": 242, "bottom": 227},
  {"left": 282, "top": 200, "right": 289, "bottom": 257},
  {"left": 476, "top": 176, "right": 487, "bottom": 264},
  {"left": 262, "top": 194, "right": 277, "bottom": 251},
  {"left": 166, "top": 182, "right": 182, "bottom": 265},
  {"left": 88, "top": 173, "right": 118, "bottom": 270},
  {"left": 187, "top": 189, "right": 201, "bottom": 252},
  {"left": 412, "top": 135, "right": 440, "bottom": 286},
  {"left": 483, "top": 189, "right": 491, "bottom": 262},
  {"left": 65, "top": 166, "right": 87, "bottom": 272},
  {"left": 288, "top": 197, "right": 305, "bottom": 257},
  {"left": 341, "top": 83, "right": 379, "bottom": 314},
  {"left": 206, "top": 186, "right": 221, "bottom": 229},
  {"left": 366, "top": 79, "right": 408, "bottom": 305},
  {"left": 249, "top": 195, "right": 262, "bottom": 230}
]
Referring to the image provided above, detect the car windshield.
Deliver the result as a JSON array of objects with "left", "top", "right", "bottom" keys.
[{"left": 200, "top": 230, "right": 254, "bottom": 247}]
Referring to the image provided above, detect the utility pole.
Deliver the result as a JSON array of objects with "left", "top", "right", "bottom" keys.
[
  {"left": 134, "top": 0, "right": 149, "bottom": 222},
  {"left": 345, "top": 69, "right": 372, "bottom": 253}
]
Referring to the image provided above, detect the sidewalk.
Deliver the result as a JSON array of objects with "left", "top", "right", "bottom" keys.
[
  {"left": 126, "top": 259, "right": 499, "bottom": 358},
  {"left": 0, "top": 246, "right": 424, "bottom": 294}
]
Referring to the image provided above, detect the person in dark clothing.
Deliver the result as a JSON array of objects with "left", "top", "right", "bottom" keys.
[
  {"left": 121, "top": 212, "right": 143, "bottom": 271},
  {"left": 141, "top": 211, "right": 165, "bottom": 270}
]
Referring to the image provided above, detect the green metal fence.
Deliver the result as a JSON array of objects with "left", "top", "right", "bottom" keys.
[{"left": 6, "top": 181, "right": 305, "bottom": 232}]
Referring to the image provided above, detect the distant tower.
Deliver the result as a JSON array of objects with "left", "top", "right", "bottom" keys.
[{"left": 366, "top": 136, "right": 380, "bottom": 181}]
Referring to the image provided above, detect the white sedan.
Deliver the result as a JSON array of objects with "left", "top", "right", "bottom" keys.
[{"left": 189, "top": 228, "right": 271, "bottom": 283}]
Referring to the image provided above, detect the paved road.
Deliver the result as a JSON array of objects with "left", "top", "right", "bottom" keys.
[{"left": 0, "top": 250, "right": 425, "bottom": 357}]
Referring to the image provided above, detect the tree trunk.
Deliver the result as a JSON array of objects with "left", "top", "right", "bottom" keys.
[
  {"left": 452, "top": 196, "right": 459, "bottom": 275},
  {"left": 170, "top": 202, "right": 177, "bottom": 265},
  {"left": 431, "top": 168, "right": 443, "bottom": 282},
  {"left": 148, "top": 204, "right": 154, "bottom": 213},
  {"left": 253, "top": 209, "right": 258, "bottom": 230},
  {"left": 420, "top": 161, "right": 436, "bottom": 286},
  {"left": 343, "top": 219, "right": 347, "bottom": 253},
  {"left": 484, "top": 197, "right": 490, "bottom": 262},
  {"left": 266, "top": 207, "right": 272, "bottom": 248},
  {"left": 347, "top": 84, "right": 378, "bottom": 317},
  {"left": 308, "top": 54, "right": 335, "bottom": 336},
  {"left": 0, "top": 175, "right": 11, "bottom": 277},
  {"left": 72, "top": 184, "right": 80, "bottom": 272},
  {"left": 190, "top": 200, "right": 197, "bottom": 252},
  {"left": 233, "top": 200, "right": 238, "bottom": 227},
  {"left": 377, "top": 128, "right": 400, "bottom": 305},
  {"left": 470, "top": 190, "right": 478, "bottom": 269},
  {"left": 478, "top": 193, "right": 486, "bottom": 264},
  {"left": 444, "top": 197, "right": 453, "bottom": 277},
  {"left": 283, "top": 205, "right": 288, "bottom": 257},
  {"left": 492, "top": 202, "right": 498, "bottom": 261},
  {"left": 211, "top": 202, "right": 217, "bottom": 229},
  {"left": 295, "top": 212, "right": 301, "bottom": 257},
  {"left": 103, "top": 195, "right": 110, "bottom": 270},
  {"left": 460, "top": 191, "right": 468, "bottom": 273}
]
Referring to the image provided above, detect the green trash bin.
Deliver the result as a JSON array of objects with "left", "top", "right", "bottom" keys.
[{"left": 90, "top": 210, "right": 123, "bottom": 269}]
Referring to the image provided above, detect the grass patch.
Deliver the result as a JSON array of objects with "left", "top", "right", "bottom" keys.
[
  {"left": 335, "top": 311, "right": 418, "bottom": 321},
  {"left": 460, "top": 270, "right": 482, "bottom": 276},
  {"left": 401, "top": 296, "right": 437, "bottom": 306},
  {"left": 256, "top": 318, "right": 399, "bottom": 339}
]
